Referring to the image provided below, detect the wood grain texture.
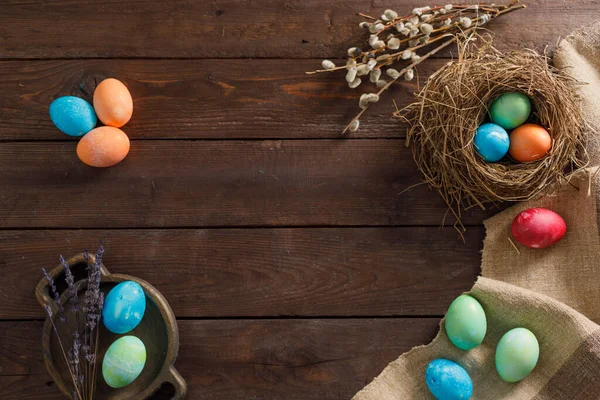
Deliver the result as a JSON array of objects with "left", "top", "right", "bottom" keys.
[
  {"left": 0, "top": 318, "right": 440, "bottom": 399},
  {"left": 0, "top": 140, "right": 497, "bottom": 229},
  {"left": 0, "top": 0, "right": 596, "bottom": 59},
  {"left": 0, "top": 59, "right": 443, "bottom": 140},
  {"left": 0, "top": 228, "right": 482, "bottom": 319}
]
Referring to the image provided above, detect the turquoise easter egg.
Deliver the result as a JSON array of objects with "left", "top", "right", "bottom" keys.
[
  {"left": 445, "top": 294, "right": 487, "bottom": 350},
  {"left": 102, "top": 336, "right": 146, "bottom": 388},
  {"left": 489, "top": 92, "right": 532, "bottom": 129},
  {"left": 49, "top": 96, "right": 97, "bottom": 137},
  {"left": 102, "top": 281, "right": 146, "bottom": 334},
  {"left": 495, "top": 328, "right": 539, "bottom": 382},
  {"left": 426, "top": 359, "right": 473, "bottom": 400},
  {"left": 474, "top": 123, "right": 509, "bottom": 162}
]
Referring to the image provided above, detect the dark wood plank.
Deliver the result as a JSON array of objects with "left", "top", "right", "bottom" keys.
[
  {"left": 0, "top": 140, "right": 497, "bottom": 229},
  {"left": 0, "top": 59, "right": 443, "bottom": 140},
  {"left": 0, "top": 228, "right": 482, "bottom": 319},
  {"left": 0, "top": 0, "right": 596, "bottom": 59},
  {"left": 0, "top": 318, "right": 440, "bottom": 399}
]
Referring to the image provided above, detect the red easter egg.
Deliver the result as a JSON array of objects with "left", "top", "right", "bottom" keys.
[{"left": 511, "top": 208, "right": 566, "bottom": 249}]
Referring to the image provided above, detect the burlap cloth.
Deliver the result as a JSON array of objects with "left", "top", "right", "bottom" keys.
[{"left": 353, "top": 22, "right": 600, "bottom": 400}]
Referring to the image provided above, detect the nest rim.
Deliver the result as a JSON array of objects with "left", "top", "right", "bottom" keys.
[{"left": 399, "top": 43, "right": 588, "bottom": 219}]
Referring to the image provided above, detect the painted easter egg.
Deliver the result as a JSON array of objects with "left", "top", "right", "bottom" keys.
[
  {"left": 426, "top": 359, "right": 473, "bottom": 400},
  {"left": 49, "top": 96, "right": 97, "bottom": 137},
  {"left": 495, "top": 328, "right": 539, "bottom": 382},
  {"left": 93, "top": 78, "right": 133, "bottom": 127},
  {"left": 102, "top": 336, "right": 146, "bottom": 388},
  {"left": 445, "top": 294, "right": 487, "bottom": 350},
  {"left": 489, "top": 92, "right": 531, "bottom": 130},
  {"left": 509, "top": 124, "right": 552, "bottom": 162},
  {"left": 474, "top": 123, "right": 510, "bottom": 162},
  {"left": 102, "top": 281, "right": 146, "bottom": 334},
  {"left": 512, "top": 208, "right": 566, "bottom": 249},
  {"left": 76, "top": 126, "right": 130, "bottom": 167}
]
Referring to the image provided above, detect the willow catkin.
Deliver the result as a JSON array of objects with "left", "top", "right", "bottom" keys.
[{"left": 398, "top": 45, "right": 588, "bottom": 219}]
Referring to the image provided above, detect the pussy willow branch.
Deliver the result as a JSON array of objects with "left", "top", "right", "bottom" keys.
[
  {"left": 307, "top": 1, "right": 525, "bottom": 134},
  {"left": 342, "top": 32, "right": 464, "bottom": 134}
]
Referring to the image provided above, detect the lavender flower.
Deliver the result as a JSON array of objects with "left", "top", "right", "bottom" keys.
[
  {"left": 41, "top": 240, "right": 108, "bottom": 400},
  {"left": 42, "top": 268, "right": 65, "bottom": 321},
  {"left": 43, "top": 304, "right": 53, "bottom": 318},
  {"left": 60, "top": 255, "right": 79, "bottom": 313},
  {"left": 84, "top": 243, "right": 103, "bottom": 326}
]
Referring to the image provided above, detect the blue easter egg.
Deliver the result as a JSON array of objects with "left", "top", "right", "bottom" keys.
[
  {"left": 474, "top": 123, "right": 510, "bottom": 162},
  {"left": 49, "top": 96, "right": 97, "bottom": 137},
  {"left": 102, "top": 281, "right": 146, "bottom": 334},
  {"left": 102, "top": 336, "right": 146, "bottom": 388},
  {"left": 426, "top": 359, "right": 473, "bottom": 400}
]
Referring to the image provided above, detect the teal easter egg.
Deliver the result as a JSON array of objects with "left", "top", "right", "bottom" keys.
[
  {"left": 445, "top": 294, "right": 487, "bottom": 350},
  {"left": 495, "top": 328, "right": 539, "bottom": 382},
  {"left": 426, "top": 359, "right": 473, "bottom": 400},
  {"left": 102, "top": 336, "right": 146, "bottom": 388},
  {"left": 102, "top": 281, "right": 146, "bottom": 334},
  {"left": 489, "top": 92, "right": 532, "bottom": 129},
  {"left": 474, "top": 123, "right": 509, "bottom": 162},
  {"left": 49, "top": 96, "right": 97, "bottom": 137}
]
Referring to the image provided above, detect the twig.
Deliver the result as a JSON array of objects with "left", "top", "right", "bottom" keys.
[
  {"left": 508, "top": 237, "right": 521, "bottom": 254},
  {"left": 306, "top": 1, "right": 526, "bottom": 134},
  {"left": 342, "top": 34, "right": 463, "bottom": 134},
  {"left": 357, "top": 12, "right": 377, "bottom": 20}
]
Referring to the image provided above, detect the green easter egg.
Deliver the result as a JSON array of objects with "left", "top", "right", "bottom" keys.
[
  {"left": 445, "top": 294, "right": 487, "bottom": 350},
  {"left": 495, "top": 328, "right": 539, "bottom": 382},
  {"left": 102, "top": 336, "right": 146, "bottom": 389},
  {"left": 489, "top": 92, "right": 532, "bottom": 129}
]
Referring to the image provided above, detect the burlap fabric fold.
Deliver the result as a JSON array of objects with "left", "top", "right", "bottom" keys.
[{"left": 353, "top": 22, "right": 600, "bottom": 400}]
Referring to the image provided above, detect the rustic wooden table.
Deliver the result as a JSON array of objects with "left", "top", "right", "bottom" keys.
[{"left": 1, "top": 1, "right": 598, "bottom": 399}]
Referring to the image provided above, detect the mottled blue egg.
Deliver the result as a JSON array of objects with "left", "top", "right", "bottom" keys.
[
  {"left": 102, "top": 281, "right": 146, "bottom": 334},
  {"left": 474, "top": 123, "right": 510, "bottom": 162},
  {"left": 102, "top": 336, "right": 146, "bottom": 388},
  {"left": 426, "top": 359, "right": 473, "bottom": 400},
  {"left": 49, "top": 96, "right": 97, "bottom": 137}
]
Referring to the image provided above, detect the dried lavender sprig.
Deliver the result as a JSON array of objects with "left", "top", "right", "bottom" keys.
[
  {"left": 84, "top": 242, "right": 103, "bottom": 327},
  {"left": 43, "top": 304, "right": 84, "bottom": 400},
  {"left": 70, "top": 331, "right": 81, "bottom": 381},
  {"left": 89, "top": 291, "right": 104, "bottom": 398},
  {"left": 42, "top": 267, "right": 65, "bottom": 321},
  {"left": 60, "top": 255, "right": 79, "bottom": 313},
  {"left": 42, "top": 240, "right": 108, "bottom": 400}
]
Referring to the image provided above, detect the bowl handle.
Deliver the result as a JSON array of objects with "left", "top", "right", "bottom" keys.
[
  {"left": 35, "top": 252, "right": 110, "bottom": 308},
  {"left": 164, "top": 365, "right": 187, "bottom": 399}
]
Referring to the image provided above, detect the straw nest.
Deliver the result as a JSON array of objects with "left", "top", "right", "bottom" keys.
[{"left": 399, "top": 44, "right": 588, "bottom": 222}]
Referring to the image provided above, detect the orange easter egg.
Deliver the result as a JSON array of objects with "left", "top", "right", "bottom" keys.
[
  {"left": 93, "top": 78, "right": 133, "bottom": 128},
  {"left": 509, "top": 124, "right": 552, "bottom": 162},
  {"left": 77, "top": 126, "right": 130, "bottom": 167}
]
